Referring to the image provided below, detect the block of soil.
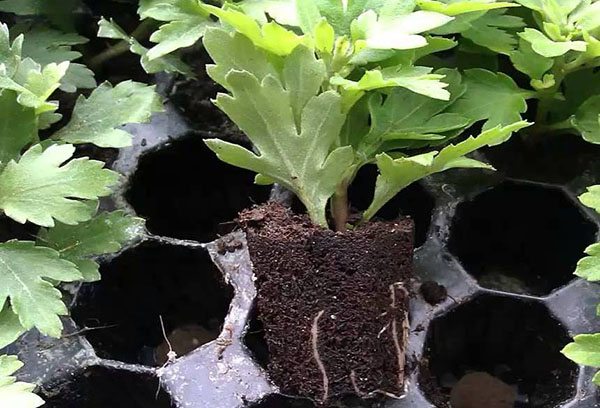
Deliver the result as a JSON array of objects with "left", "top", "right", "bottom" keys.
[{"left": 239, "top": 202, "right": 414, "bottom": 403}]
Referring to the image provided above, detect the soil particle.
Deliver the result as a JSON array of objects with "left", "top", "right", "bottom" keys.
[
  {"left": 216, "top": 235, "right": 244, "bottom": 255},
  {"left": 239, "top": 202, "right": 414, "bottom": 403},
  {"left": 420, "top": 281, "right": 447, "bottom": 305},
  {"left": 450, "top": 372, "right": 515, "bottom": 408}
]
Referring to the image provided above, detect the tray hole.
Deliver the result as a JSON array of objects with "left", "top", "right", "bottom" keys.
[
  {"left": 449, "top": 181, "right": 597, "bottom": 295},
  {"left": 420, "top": 295, "right": 577, "bottom": 408},
  {"left": 248, "top": 395, "right": 316, "bottom": 407},
  {"left": 349, "top": 165, "right": 435, "bottom": 247},
  {"left": 482, "top": 134, "right": 600, "bottom": 184},
  {"left": 41, "top": 366, "right": 171, "bottom": 408},
  {"left": 126, "top": 135, "right": 270, "bottom": 242},
  {"left": 244, "top": 311, "right": 269, "bottom": 369},
  {"left": 71, "top": 242, "right": 233, "bottom": 366}
]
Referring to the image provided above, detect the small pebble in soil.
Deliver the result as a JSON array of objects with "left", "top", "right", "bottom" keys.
[
  {"left": 420, "top": 281, "right": 448, "bottom": 305},
  {"left": 450, "top": 372, "right": 515, "bottom": 408}
]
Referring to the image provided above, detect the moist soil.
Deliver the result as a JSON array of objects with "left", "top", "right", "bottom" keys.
[{"left": 238, "top": 202, "right": 414, "bottom": 404}]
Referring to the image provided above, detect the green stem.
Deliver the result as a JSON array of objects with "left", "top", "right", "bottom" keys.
[
  {"left": 88, "top": 19, "right": 156, "bottom": 70},
  {"left": 331, "top": 186, "right": 349, "bottom": 232}
]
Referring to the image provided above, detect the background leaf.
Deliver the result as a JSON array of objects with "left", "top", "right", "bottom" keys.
[
  {"left": 0, "top": 144, "right": 119, "bottom": 227},
  {"left": 52, "top": 81, "right": 163, "bottom": 148}
]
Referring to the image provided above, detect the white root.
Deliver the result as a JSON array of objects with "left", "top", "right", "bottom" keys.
[
  {"left": 311, "top": 309, "right": 329, "bottom": 403},
  {"left": 389, "top": 283, "right": 409, "bottom": 390},
  {"left": 350, "top": 370, "right": 365, "bottom": 396}
]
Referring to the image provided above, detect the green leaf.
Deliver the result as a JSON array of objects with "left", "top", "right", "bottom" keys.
[
  {"left": 314, "top": 19, "right": 335, "bottom": 53},
  {"left": 139, "top": 0, "right": 213, "bottom": 60},
  {"left": 580, "top": 185, "right": 600, "bottom": 212},
  {"left": 0, "top": 0, "right": 80, "bottom": 30},
  {"left": 0, "top": 90, "right": 37, "bottom": 169},
  {"left": 359, "top": 68, "right": 468, "bottom": 156},
  {"left": 0, "top": 240, "right": 81, "bottom": 336},
  {"left": 53, "top": 81, "right": 164, "bottom": 148},
  {"left": 0, "top": 355, "right": 44, "bottom": 408},
  {"left": 238, "top": 0, "right": 299, "bottom": 25},
  {"left": 0, "top": 23, "right": 23, "bottom": 77},
  {"left": 331, "top": 66, "right": 451, "bottom": 100},
  {"left": 283, "top": 46, "right": 327, "bottom": 124},
  {"left": 0, "top": 303, "right": 26, "bottom": 349},
  {"left": 296, "top": 0, "right": 323, "bottom": 33},
  {"left": 519, "top": 28, "right": 587, "bottom": 57},
  {"left": 448, "top": 68, "right": 532, "bottom": 130},
  {"left": 0, "top": 60, "right": 68, "bottom": 114},
  {"left": 363, "top": 121, "right": 531, "bottom": 220},
  {"left": 574, "top": 242, "right": 600, "bottom": 281},
  {"left": 203, "top": 28, "right": 278, "bottom": 90},
  {"left": 0, "top": 144, "right": 119, "bottom": 227},
  {"left": 97, "top": 18, "right": 192, "bottom": 77},
  {"left": 312, "top": 0, "right": 389, "bottom": 35},
  {"left": 572, "top": 95, "right": 600, "bottom": 144},
  {"left": 462, "top": 9, "right": 525, "bottom": 55},
  {"left": 37, "top": 211, "right": 145, "bottom": 282},
  {"left": 351, "top": 9, "right": 453, "bottom": 50},
  {"left": 572, "top": 1, "right": 600, "bottom": 32},
  {"left": 14, "top": 25, "right": 96, "bottom": 93},
  {"left": 509, "top": 38, "right": 554, "bottom": 80},
  {"left": 594, "top": 371, "right": 600, "bottom": 386},
  {"left": 202, "top": 4, "right": 306, "bottom": 57},
  {"left": 562, "top": 334, "right": 600, "bottom": 367},
  {"left": 205, "top": 66, "right": 353, "bottom": 227},
  {"left": 417, "top": 0, "right": 520, "bottom": 16}
]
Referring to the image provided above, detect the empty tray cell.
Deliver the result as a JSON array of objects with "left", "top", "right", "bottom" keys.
[
  {"left": 40, "top": 366, "right": 171, "bottom": 408},
  {"left": 71, "top": 241, "right": 233, "bottom": 366},
  {"left": 449, "top": 181, "right": 597, "bottom": 295},
  {"left": 420, "top": 294, "right": 577, "bottom": 408},
  {"left": 126, "top": 134, "right": 270, "bottom": 242}
]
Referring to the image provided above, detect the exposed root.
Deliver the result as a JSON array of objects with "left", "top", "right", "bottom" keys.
[
  {"left": 311, "top": 310, "right": 329, "bottom": 403},
  {"left": 389, "top": 283, "right": 409, "bottom": 390},
  {"left": 350, "top": 370, "right": 366, "bottom": 397}
]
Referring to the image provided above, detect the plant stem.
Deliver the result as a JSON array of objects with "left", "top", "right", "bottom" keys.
[
  {"left": 88, "top": 19, "right": 156, "bottom": 70},
  {"left": 331, "top": 186, "right": 349, "bottom": 232},
  {"left": 530, "top": 59, "right": 567, "bottom": 138}
]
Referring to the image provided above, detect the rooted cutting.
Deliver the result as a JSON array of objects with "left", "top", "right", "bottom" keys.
[{"left": 239, "top": 203, "right": 413, "bottom": 403}]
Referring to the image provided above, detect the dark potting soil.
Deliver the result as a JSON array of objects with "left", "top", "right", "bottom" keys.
[{"left": 239, "top": 202, "right": 414, "bottom": 404}]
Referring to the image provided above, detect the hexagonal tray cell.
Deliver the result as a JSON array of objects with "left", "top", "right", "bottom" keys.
[
  {"left": 125, "top": 135, "right": 270, "bottom": 242},
  {"left": 40, "top": 366, "right": 171, "bottom": 408},
  {"left": 481, "top": 134, "right": 600, "bottom": 184},
  {"left": 71, "top": 241, "right": 233, "bottom": 366},
  {"left": 419, "top": 294, "right": 578, "bottom": 408},
  {"left": 449, "top": 181, "right": 598, "bottom": 295},
  {"left": 348, "top": 165, "right": 435, "bottom": 247}
]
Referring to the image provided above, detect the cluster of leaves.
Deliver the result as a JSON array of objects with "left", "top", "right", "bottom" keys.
[
  {"left": 174, "top": 0, "right": 528, "bottom": 230},
  {"left": 562, "top": 185, "right": 600, "bottom": 384},
  {"left": 0, "top": 18, "right": 162, "bottom": 406},
  {"left": 430, "top": 0, "right": 600, "bottom": 143}
]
